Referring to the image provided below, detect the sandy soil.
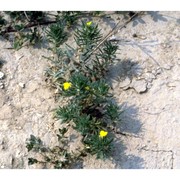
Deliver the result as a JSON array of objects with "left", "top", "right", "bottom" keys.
[{"left": 0, "top": 11, "right": 180, "bottom": 169}]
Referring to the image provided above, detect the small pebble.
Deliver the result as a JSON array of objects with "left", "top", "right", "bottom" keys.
[
  {"left": 139, "top": 35, "right": 147, "bottom": 40},
  {"left": 54, "top": 89, "right": 59, "bottom": 94},
  {"left": 156, "top": 68, "right": 162, "bottom": 75},
  {"left": 19, "top": 83, "right": 25, "bottom": 88},
  {"left": 1, "top": 165, "right": 5, "bottom": 168},
  {"left": 163, "top": 64, "right": 172, "bottom": 70},
  {"left": 131, "top": 79, "right": 147, "bottom": 93},
  {"left": 109, "top": 35, "right": 116, "bottom": 41},
  {"left": 0, "top": 82, "right": 4, "bottom": 89},
  {"left": 151, "top": 70, "right": 156, "bottom": 75},
  {"left": 0, "top": 72, "right": 5, "bottom": 80},
  {"left": 162, "top": 43, "right": 171, "bottom": 49},
  {"left": 147, "top": 83, "right": 153, "bottom": 89}
]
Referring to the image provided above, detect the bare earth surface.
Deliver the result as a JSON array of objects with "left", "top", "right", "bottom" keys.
[{"left": 0, "top": 11, "right": 180, "bottom": 169}]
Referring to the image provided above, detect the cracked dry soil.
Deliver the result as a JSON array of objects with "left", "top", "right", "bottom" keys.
[{"left": 0, "top": 11, "right": 180, "bottom": 169}]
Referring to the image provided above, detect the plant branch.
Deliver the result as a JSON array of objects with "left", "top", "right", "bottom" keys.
[
  {"left": 1, "top": 20, "right": 57, "bottom": 35},
  {"left": 83, "top": 12, "right": 142, "bottom": 64},
  {"left": 23, "top": 11, "right": 30, "bottom": 22}
]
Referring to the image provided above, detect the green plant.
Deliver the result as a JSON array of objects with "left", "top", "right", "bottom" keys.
[
  {"left": 25, "top": 11, "right": 45, "bottom": 22},
  {"left": 84, "top": 133, "right": 113, "bottom": 159},
  {"left": 0, "top": 12, "right": 46, "bottom": 49},
  {"left": 106, "top": 103, "right": 120, "bottom": 122},
  {"left": 52, "top": 72, "right": 119, "bottom": 159},
  {"left": 13, "top": 34, "right": 25, "bottom": 50},
  {"left": 56, "top": 103, "right": 81, "bottom": 123},
  {"left": 12, "top": 27, "right": 42, "bottom": 50},
  {"left": 45, "top": 21, "right": 118, "bottom": 88},
  {"left": 46, "top": 22, "right": 68, "bottom": 49},
  {"left": 42, "top": 21, "right": 121, "bottom": 161},
  {"left": 0, "top": 15, "right": 6, "bottom": 26},
  {"left": 26, "top": 134, "right": 45, "bottom": 152},
  {"left": 25, "top": 13, "right": 124, "bottom": 168},
  {"left": 74, "top": 21, "right": 102, "bottom": 52},
  {"left": 5, "top": 11, "right": 45, "bottom": 22},
  {"left": 25, "top": 27, "right": 42, "bottom": 45},
  {"left": 26, "top": 129, "right": 82, "bottom": 169},
  {"left": 6, "top": 11, "right": 25, "bottom": 21},
  {"left": 57, "top": 11, "right": 81, "bottom": 27}
]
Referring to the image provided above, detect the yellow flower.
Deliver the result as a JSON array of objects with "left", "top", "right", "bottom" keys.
[
  {"left": 85, "top": 86, "right": 90, "bottom": 90},
  {"left": 63, "top": 82, "right": 72, "bottom": 90},
  {"left": 99, "top": 130, "right": 108, "bottom": 138},
  {"left": 86, "top": 21, "right": 92, "bottom": 26}
]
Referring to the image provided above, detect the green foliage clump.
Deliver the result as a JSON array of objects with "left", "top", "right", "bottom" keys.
[
  {"left": 11, "top": 12, "right": 124, "bottom": 168},
  {"left": 45, "top": 21, "right": 118, "bottom": 90},
  {"left": 74, "top": 21, "right": 102, "bottom": 54},
  {"left": 55, "top": 72, "right": 120, "bottom": 159},
  {"left": 26, "top": 130, "right": 82, "bottom": 169},
  {"left": 6, "top": 11, "right": 45, "bottom": 22},
  {"left": 46, "top": 22, "right": 68, "bottom": 48},
  {"left": 84, "top": 133, "right": 113, "bottom": 159},
  {"left": 0, "top": 15, "right": 6, "bottom": 26},
  {"left": 57, "top": 11, "right": 81, "bottom": 27}
]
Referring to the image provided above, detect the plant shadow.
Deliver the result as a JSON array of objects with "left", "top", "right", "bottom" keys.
[
  {"left": 102, "top": 16, "right": 117, "bottom": 29},
  {"left": 132, "top": 16, "right": 146, "bottom": 27},
  {"left": 117, "top": 102, "right": 143, "bottom": 135},
  {"left": 107, "top": 58, "right": 142, "bottom": 87},
  {"left": 111, "top": 103, "right": 144, "bottom": 169},
  {"left": 106, "top": 58, "right": 144, "bottom": 168},
  {"left": 147, "top": 11, "right": 168, "bottom": 22},
  {"left": 0, "top": 58, "right": 6, "bottom": 69},
  {"left": 112, "top": 139, "right": 144, "bottom": 168},
  {"left": 132, "top": 11, "right": 168, "bottom": 27}
]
